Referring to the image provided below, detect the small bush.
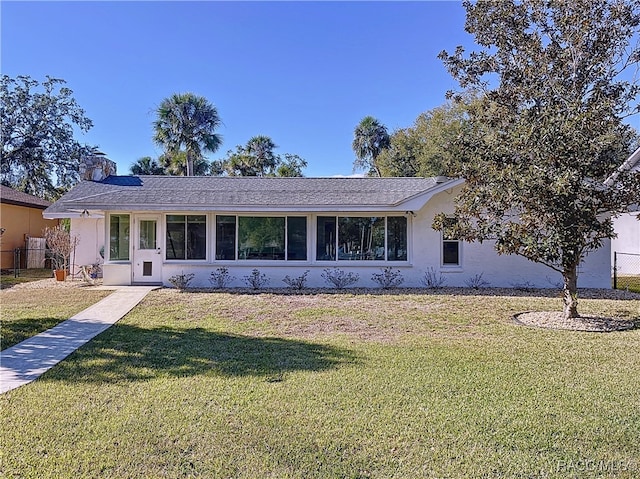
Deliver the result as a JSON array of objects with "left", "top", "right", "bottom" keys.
[
  {"left": 511, "top": 280, "right": 536, "bottom": 292},
  {"left": 321, "top": 268, "right": 359, "bottom": 289},
  {"left": 421, "top": 267, "right": 447, "bottom": 289},
  {"left": 209, "top": 267, "right": 235, "bottom": 289},
  {"left": 371, "top": 267, "right": 404, "bottom": 289},
  {"left": 168, "top": 272, "right": 195, "bottom": 291},
  {"left": 282, "top": 270, "right": 310, "bottom": 290},
  {"left": 546, "top": 276, "right": 563, "bottom": 289},
  {"left": 243, "top": 269, "right": 269, "bottom": 290},
  {"left": 465, "top": 273, "right": 490, "bottom": 289}
]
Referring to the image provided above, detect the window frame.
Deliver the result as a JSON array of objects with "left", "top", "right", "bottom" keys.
[
  {"left": 108, "top": 213, "right": 131, "bottom": 262},
  {"left": 315, "top": 214, "right": 409, "bottom": 263},
  {"left": 165, "top": 214, "right": 208, "bottom": 262},
  {"left": 441, "top": 217, "right": 461, "bottom": 267},
  {"left": 215, "top": 214, "right": 309, "bottom": 262}
]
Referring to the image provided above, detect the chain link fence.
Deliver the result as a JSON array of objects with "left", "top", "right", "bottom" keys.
[
  {"left": 1, "top": 248, "right": 53, "bottom": 278},
  {"left": 613, "top": 252, "right": 640, "bottom": 292}
]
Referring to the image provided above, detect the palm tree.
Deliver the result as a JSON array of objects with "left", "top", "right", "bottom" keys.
[
  {"left": 352, "top": 116, "right": 390, "bottom": 177},
  {"left": 130, "top": 156, "right": 165, "bottom": 175},
  {"left": 153, "top": 93, "right": 222, "bottom": 176},
  {"left": 246, "top": 135, "right": 278, "bottom": 176},
  {"left": 159, "top": 150, "right": 210, "bottom": 176}
]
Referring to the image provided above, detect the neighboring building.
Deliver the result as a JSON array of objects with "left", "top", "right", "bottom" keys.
[
  {"left": 611, "top": 147, "right": 640, "bottom": 274},
  {"left": 0, "top": 185, "right": 59, "bottom": 269},
  {"left": 43, "top": 163, "right": 611, "bottom": 288}
]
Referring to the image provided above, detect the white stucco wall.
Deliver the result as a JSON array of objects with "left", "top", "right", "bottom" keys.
[
  {"left": 411, "top": 188, "right": 610, "bottom": 289},
  {"left": 76, "top": 192, "right": 612, "bottom": 289},
  {"left": 70, "top": 217, "right": 105, "bottom": 268},
  {"left": 612, "top": 213, "right": 640, "bottom": 254},
  {"left": 612, "top": 213, "right": 640, "bottom": 275}
]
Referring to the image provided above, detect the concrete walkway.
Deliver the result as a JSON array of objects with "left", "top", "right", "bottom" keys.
[{"left": 0, "top": 286, "right": 157, "bottom": 394}]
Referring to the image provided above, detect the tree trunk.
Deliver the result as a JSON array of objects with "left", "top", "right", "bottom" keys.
[
  {"left": 186, "top": 150, "right": 193, "bottom": 177},
  {"left": 562, "top": 265, "right": 579, "bottom": 320}
]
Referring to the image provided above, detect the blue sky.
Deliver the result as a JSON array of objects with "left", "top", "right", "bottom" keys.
[{"left": 2, "top": 1, "right": 473, "bottom": 177}]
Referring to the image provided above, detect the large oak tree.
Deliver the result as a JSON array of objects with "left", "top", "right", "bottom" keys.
[
  {"left": 437, "top": 0, "right": 640, "bottom": 319},
  {"left": 1, "top": 75, "right": 94, "bottom": 199}
]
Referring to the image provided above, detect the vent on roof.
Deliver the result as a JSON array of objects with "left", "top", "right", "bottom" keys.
[{"left": 434, "top": 176, "right": 449, "bottom": 184}]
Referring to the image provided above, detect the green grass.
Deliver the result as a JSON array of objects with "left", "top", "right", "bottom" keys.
[
  {"left": 615, "top": 275, "right": 640, "bottom": 294},
  {"left": 1, "top": 289, "right": 639, "bottom": 478},
  {"left": 0, "top": 268, "right": 54, "bottom": 289},
  {"left": 1, "top": 287, "right": 111, "bottom": 350}
]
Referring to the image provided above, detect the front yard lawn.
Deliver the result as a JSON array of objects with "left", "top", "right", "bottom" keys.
[
  {"left": 1, "top": 289, "right": 639, "bottom": 478},
  {"left": 1, "top": 285, "right": 111, "bottom": 350}
]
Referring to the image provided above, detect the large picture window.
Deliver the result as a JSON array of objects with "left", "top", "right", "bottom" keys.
[
  {"left": 316, "top": 216, "right": 408, "bottom": 262},
  {"left": 166, "top": 215, "right": 206, "bottom": 260},
  {"left": 216, "top": 215, "right": 307, "bottom": 261},
  {"left": 109, "top": 214, "right": 130, "bottom": 261},
  {"left": 338, "top": 217, "right": 385, "bottom": 260},
  {"left": 238, "top": 217, "right": 285, "bottom": 260}
]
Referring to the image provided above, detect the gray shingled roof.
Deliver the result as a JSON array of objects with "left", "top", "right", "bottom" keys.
[
  {"left": 45, "top": 176, "right": 456, "bottom": 215},
  {"left": 0, "top": 185, "right": 52, "bottom": 209}
]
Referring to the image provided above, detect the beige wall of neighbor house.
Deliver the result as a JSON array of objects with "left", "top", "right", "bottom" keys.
[{"left": 0, "top": 202, "right": 59, "bottom": 269}]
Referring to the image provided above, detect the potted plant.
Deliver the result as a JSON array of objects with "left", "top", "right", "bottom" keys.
[{"left": 44, "top": 225, "right": 79, "bottom": 281}]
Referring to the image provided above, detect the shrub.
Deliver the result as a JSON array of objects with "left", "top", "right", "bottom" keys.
[
  {"left": 420, "top": 267, "right": 447, "bottom": 289},
  {"left": 243, "top": 269, "right": 269, "bottom": 290},
  {"left": 282, "top": 270, "right": 310, "bottom": 290},
  {"left": 465, "top": 273, "right": 490, "bottom": 289},
  {"left": 321, "top": 268, "right": 359, "bottom": 289},
  {"left": 43, "top": 225, "right": 79, "bottom": 272},
  {"left": 371, "top": 267, "right": 404, "bottom": 289},
  {"left": 209, "top": 267, "right": 235, "bottom": 289},
  {"left": 168, "top": 272, "right": 195, "bottom": 292},
  {"left": 511, "top": 280, "right": 536, "bottom": 292}
]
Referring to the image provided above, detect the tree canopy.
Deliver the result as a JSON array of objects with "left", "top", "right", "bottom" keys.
[
  {"left": 377, "top": 99, "right": 471, "bottom": 178},
  {"left": 153, "top": 93, "right": 222, "bottom": 177},
  {"left": 212, "top": 136, "right": 307, "bottom": 177},
  {"left": 1, "top": 75, "right": 94, "bottom": 199},
  {"left": 130, "top": 156, "right": 165, "bottom": 176},
  {"left": 352, "top": 116, "right": 390, "bottom": 177},
  {"left": 437, "top": 0, "right": 640, "bottom": 319}
]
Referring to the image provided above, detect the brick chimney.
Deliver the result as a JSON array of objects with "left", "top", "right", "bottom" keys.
[{"left": 79, "top": 151, "right": 117, "bottom": 181}]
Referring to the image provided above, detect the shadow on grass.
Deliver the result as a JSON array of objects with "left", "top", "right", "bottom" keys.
[
  {"left": 1, "top": 317, "right": 65, "bottom": 351},
  {"left": 45, "top": 324, "right": 357, "bottom": 384}
]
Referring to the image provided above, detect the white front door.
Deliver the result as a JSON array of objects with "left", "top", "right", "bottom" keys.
[{"left": 133, "top": 215, "right": 162, "bottom": 283}]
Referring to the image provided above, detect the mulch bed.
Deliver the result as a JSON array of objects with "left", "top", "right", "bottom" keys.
[{"left": 514, "top": 311, "right": 636, "bottom": 332}]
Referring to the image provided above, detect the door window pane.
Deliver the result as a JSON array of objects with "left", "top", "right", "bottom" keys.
[
  {"left": 216, "top": 215, "right": 236, "bottom": 260},
  {"left": 109, "top": 214, "right": 130, "bottom": 261},
  {"left": 316, "top": 216, "right": 336, "bottom": 260},
  {"left": 287, "top": 217, "right": 307, "bottom": 261},
  {"left": 387, "top": 216, "right": 407, "bottom": 261},
  {"left": 139, "top": 220, "right": 157, "bottom": 250}
]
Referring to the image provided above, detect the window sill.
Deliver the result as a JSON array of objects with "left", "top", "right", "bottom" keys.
[{"left": 440, "top": 265, "right": 463, "bottom": 272}]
